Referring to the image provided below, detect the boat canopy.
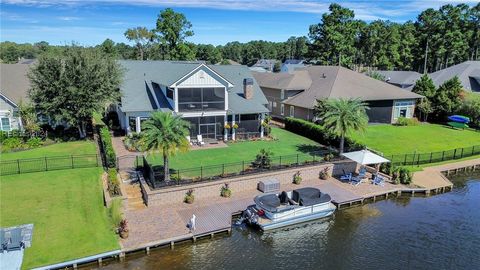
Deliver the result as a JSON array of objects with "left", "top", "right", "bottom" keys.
[{"left": 292, "top": 187, "right": 331, "bottom": 206}]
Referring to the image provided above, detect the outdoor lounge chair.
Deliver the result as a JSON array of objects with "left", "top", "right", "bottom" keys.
[
  {"left": 350, "top": 176, "right": 362, "bottom": 186},
  {"left": 340, "top": 172, "right": 352, "bottom": 182},
  {"left": 357, "top": 167, "right": 367, "bottom": 179},
  {"left": 372, "top": 175, "right": 385, "bottom": 186},
  {"left": 186, "top": 136, "right": 193, "bottom": 146},
  {"left": 197, "top": 135, "right": 205, "bottom": 146}
]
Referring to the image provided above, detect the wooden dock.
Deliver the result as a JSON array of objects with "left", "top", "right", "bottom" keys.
[{"left": 116, "top": 161, "right": 480, "bottom": 264}]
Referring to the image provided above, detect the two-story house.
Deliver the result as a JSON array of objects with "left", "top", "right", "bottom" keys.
[{"left": 114, "top": 61, "right": 269, "bottom": 141}]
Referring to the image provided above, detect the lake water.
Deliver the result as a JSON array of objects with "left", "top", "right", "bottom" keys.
[{"left": 98, "top": 172, "right": 480, "bottom": 270}]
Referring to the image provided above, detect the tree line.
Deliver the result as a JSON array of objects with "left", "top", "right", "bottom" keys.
[{"left": 1, "top": 3, "right": 479, "bottom": 72}]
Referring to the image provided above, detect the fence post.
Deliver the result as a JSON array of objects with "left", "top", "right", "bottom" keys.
[
  {"left": 242, "top": 161, "right": 245, "bottom": 172},
  {"left": 222, "top": 163, "right": 225, "bottom": 176},
  {"left": 472, "top": 146, "right": 475, "bottom": 156},
  {"left": 71, "top": 155, "right": 74, "bottom": 169},
  {"left": 177, "top": 170, "right": 180, "bottom": 181},
  {"left": 296, "top": 154, "right": 299, "bottom": 166},
  {"left": 279, "top": 156, "right": 282, "bottom": 167},
  {"left": 17, "top": 159, "right": 20, "bottom": 174},
  {"left": 442, "top": 151, "right": 445, "bottom": 161},
  {"left": 45, "top": 157, "right": 48, "bottom": 171},
  {"left": 429, "top": 152, "right": 433, "bottom": 163},
  {"left": 460, "top": 148, "right": 464, "bottom": 158},
  {"left": 417, "top": 155, "right": 420, "bottom": 166},
  {"left": 403, "top": 154, "right": 407, "bottom": 165},
  {"left": 200, "top": 166, "right": 203, "bottom": 180},
  {"left": 453, "top": 149, "right": 457, "bottom": 159}
]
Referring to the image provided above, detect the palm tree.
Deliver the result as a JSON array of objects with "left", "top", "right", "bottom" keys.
[
  {"left": 141, "top": 112, "right": 190, "bottom": 181},
  {"left": 322, "top": 99, "right": 369, "bottom": 154}
]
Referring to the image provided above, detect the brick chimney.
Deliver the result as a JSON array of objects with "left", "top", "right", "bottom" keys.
[{"left": 243, "top": 78, "right": 254, "bottom": 99}]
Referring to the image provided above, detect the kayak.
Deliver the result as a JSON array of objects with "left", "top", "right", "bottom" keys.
[
  {"left": 448, "top": 115, "right": 470, "bottom": 123},
  {"left": 447, "top": 121, "right": 469, "bottom": 129}
]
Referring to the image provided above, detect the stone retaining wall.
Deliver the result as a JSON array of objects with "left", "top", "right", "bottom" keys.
[{"left": 139, "top": 162, "right": 357, "bottom": 206}]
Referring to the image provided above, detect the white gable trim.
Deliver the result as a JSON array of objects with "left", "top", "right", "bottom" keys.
[
  {"left": 169, "top": 64, "right": 234, "bottom": 88},
  {"left": 0, "top": 93, "right": 19, "bottom": 108}
]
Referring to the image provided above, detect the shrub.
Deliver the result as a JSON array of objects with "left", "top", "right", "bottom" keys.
[
  {"left": 390, "top": 166, "right": 412, "bottom": 185},
  {"left": 285, "top": 117, "right": 365, "bottom": 151},
  {"left": 252, "top": 148, "right": 273, "bottom": 169},
  {"left": 396, "top": 117, "right": 420, "bottom": 126},
  {"left": 1, "top": 137, "right": 24, "bottom": 152},
  {"left": 26, "top": 137, "right": 44, "bottom": 148},
  {"left": 107, "top": 168, "right": 121, "bottom": 196},
  {"left": 293, "top": 171, "right": 302, "bottom": 184},
  {"left": 184, "top": 189, "right": 195, "bottom": 204},
  {"left": 324, "top": 153, "right": 334, "bottom": 162},
  {"left": 100, "top": 127, "right": 116, "bottom": 168},
  {"left": 220, "top": 183, "right": 232, "bottom": 198},
  {"left": 123, "top": 132, "right": 144, "bottom": 152}
]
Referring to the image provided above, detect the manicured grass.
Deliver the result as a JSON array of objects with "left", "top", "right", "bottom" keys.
[
  {"left": 350, "top": 123, "right": 480, "bottom": 156},
  {"left": 1, "top": 140, "right": 97, "bottom": 160},
  {"left": 0, "top": 168, "right": 119, "bottom": 269},
  {"left": 147, "top": 127, "right": 323, "bottom": 169}
]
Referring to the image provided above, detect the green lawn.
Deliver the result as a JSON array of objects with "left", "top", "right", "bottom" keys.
[
  {"left": 147, "top": 127, "right": 323, "bottom": 169},
  {"left": 0, "top": 168, "right": 119, "bottom": 269},
  {"left": 1, "top": 140, "right": 97, "bottom": 160},
  {"left": 350, "top": 123, "right": 480, "bottom": 156}
]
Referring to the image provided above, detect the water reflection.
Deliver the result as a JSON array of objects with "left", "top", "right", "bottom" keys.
[{"left": 95, "top": 173, "right": 480, "bottom": 270}]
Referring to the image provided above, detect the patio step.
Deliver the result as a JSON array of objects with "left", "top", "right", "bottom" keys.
[{"left": 127, "top": 197, "right": 146, "bottom": 210}]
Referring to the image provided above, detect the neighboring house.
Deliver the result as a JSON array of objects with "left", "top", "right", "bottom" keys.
[
  {"left": 248, "top": 66, "right": 268, "bottom": 73},
  {"left": 0, "top": 63, "right": 31, "bottom": 131},
  {"left": 115, "top": 61, "right": 269, "bottom": 141},
  {"left": 252, "top": 59, "right": 277, "bottom": 72},
  {"left": 254, "top": 66, "right": 423, "bottom": 124},
  {"left": 428, "top": 61, "right": 480, "bottom": 93},
  {"left": 280, "top": 59, "right": 306, "bottom": 73},
  {"left": 375, "top": 70, "right": 421, "bottom": 90}
]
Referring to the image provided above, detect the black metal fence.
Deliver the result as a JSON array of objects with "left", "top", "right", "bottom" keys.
[
  {"left": 1, "top": 154, "right": 100, "bottom": 175},
  {"left": 143, "top": 150, "right": 335, "bottom": 189},
  {"left": 389, "top": 145, "right": 480, "bottom": 166}
]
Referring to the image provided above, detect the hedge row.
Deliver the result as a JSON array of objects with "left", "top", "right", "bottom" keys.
[
  {"left": 99, "top": 126, "right": 116, "bottom": 168},
  {"left": 285, "top": 117, "right": 365, "bottom": 151}
]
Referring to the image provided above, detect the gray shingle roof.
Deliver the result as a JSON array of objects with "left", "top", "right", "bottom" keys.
[
  {"left": 254, "top": 66, "right": 423, "bottom": 109},
  {"left": 375, "top": 70, "right": 421, "bottom": 89},
  {"left": 118, "top": 60, "right": 268, "bottom": 114},
  {"left": 428, "top": 61, "right": 480, "bottom": 92},
  {"left": 0, "top": 63, "right": 31, "bottom": 106}
]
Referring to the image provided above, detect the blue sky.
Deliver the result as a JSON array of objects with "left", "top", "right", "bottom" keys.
[{"left": 1, "top": 1, "right": 477, "bottom": 46}]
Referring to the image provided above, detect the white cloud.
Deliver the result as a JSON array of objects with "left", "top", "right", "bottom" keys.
[
  {"left": 57, "top": 16, "right": 81, "bottom": 21},
  {"left": 6, "top": 0, "right": 475, "bottom": 22}
]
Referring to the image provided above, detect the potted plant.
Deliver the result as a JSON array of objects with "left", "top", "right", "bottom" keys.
[
  {"left": 118, "top": 219, "right": 129, "bottom": 239},
  {"left": 293, "top": 171, "right": 302, "bottom": 184},
  {"left": 224, "top": 123, "right": 231, "bottom": 129},
  {"left": 184, "top": 189, "right": 195, "bottom": 204},
  {"left": 232, "top": 123, "right": 239, "bottom": 129},
  {"left": 220, "top": 183, "right": 232, "bottom": 198},
  {"left": 319, "top": 167, "right": 329, "bottom": 180}
]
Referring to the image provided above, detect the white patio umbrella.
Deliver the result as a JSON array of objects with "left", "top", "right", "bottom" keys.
[{"left": 341, "top": 149, "right": 390, "bottom": 165}]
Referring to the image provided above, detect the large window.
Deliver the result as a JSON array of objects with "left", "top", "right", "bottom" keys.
[
  {"left": 178, "top": 87, "right": 225, "bottom": 112},
  {"left": 393, "top": 100, "right": 415, "bottom": 119},
  {"left": 280, "top": 104, "right": 285, "bottom": 116},
  {"left": 1, "top": 117, "right": 11, "bottom": 131},
  {"left": 289, "top": 106, "right": 295, "bottom": 117}
]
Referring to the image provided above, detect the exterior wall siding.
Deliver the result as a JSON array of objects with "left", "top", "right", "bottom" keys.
[{"left": 0, "top": 96, "right": 21, "bottom": 130}]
